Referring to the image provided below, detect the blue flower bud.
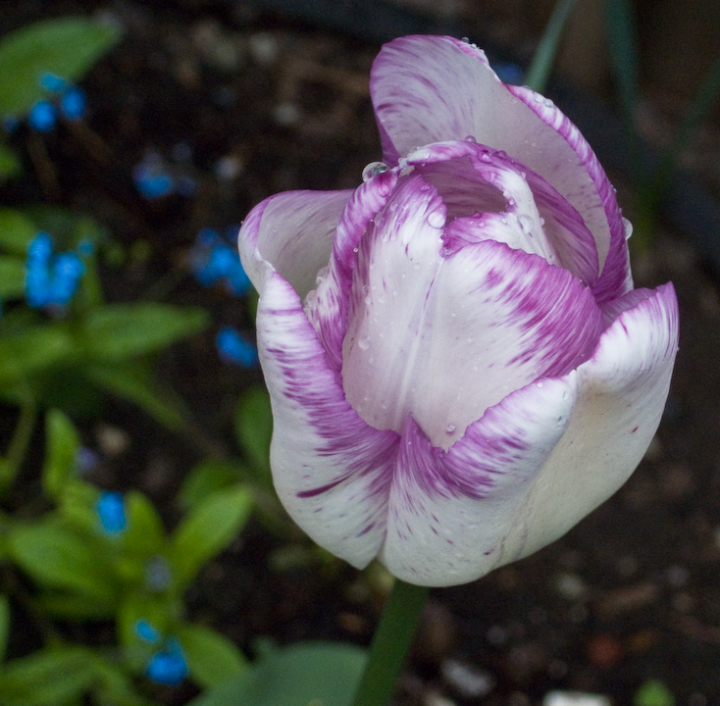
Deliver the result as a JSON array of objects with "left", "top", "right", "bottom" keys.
[
  {"left": 39, "top": 72, "right": 68, "bottom": 92},
  {"left": 60, "top": 87, "right": 87, "bottom": 120},
  {"left": 97, "top": 491, "right": 126, "bottom": 535},
  {"left": 28, "top": 100, "right": 57, "bottom": 131},
  {"left": 135, "top": 620, "right": 161, "bottom": 644},
  {"left": 146, "top": 639, "right": 188, "bottom": 686},
  {"left": 216, "top": 326, "right": 258, "bottom": 367}
]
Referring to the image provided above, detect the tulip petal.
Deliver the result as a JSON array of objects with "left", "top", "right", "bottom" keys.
[
  {"left": 497, "top": 282, "right": 679, "bottom": 563},
  {"left": 409, "top": 141, "right": 599, "bottom": 285},
  {"left": 342, "top": 173, "right": 605, "bottom": 449},
  {"left": 370, "top": 35, "right": 629, "bottom": 293},
  {"left": 305, "top": 170, "right": 399, "bottom": 373},
  {"left": 379, "top": 375, "right": 577, "bottom": 586},
  {"left": 257, "top": 271, "right": 400, "bottom": 569},
  {"left": 507, "top": 83, "right": 632, "bottom": 303},
  {"left": 238, "top": 189, "right": 353, "bottom": 298}
]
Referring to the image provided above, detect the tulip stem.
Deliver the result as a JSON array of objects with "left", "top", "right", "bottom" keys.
[{"left": 351, "top": 578, "right": 429, "bottom": 706}]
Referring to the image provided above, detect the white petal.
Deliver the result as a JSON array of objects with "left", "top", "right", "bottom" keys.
[
  {"left": 256, "top": 271, "right": 399, "bottom": 569},
  {"left": 238, "top": 189, "right": 352, "bottom": 298},
  {"left": 378, "top": 376, "right": 577, "bottom": 586},
  {"left": 342, "top": 181, "right": 605, "bottom": 450},
  {"left": 498, "top": 282, "right": 679, "bottom": 563}
]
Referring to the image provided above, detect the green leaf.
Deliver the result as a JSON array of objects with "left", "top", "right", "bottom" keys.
[
  {"left": 0, "top": 144, "right": 21, "bottom": 181},
  {"left": 84, "top": 361, "right": 187, "bottom": 429},
  {"left": 0, "top": 324, "right": 76, "bottom": 386},
  {"left": 57, "top": 478, "right": 101, "bottom": 534},
  {"left": 187, "top": 642, "right": 367, "bottom": 706},
  {"left": 167, "top": 485, "right": 253, "bottom": 587},
  {"left": 0, "top": 17, "right": 121, "bottom": 117},
  {"left": 235, "top": 386, "right": 272, "bottom": 473},
  {"left": 178, "top": 459, "right": 247, "bottom": 510},
  {"left": 634, "top": 680, "right": 675, "bottom": 706},
  {"left": 36, "top": 592, "right": 115, "bottom": 620},
  {"left": 524, "top": 0, "right": 582, "bottom": 93},
  {"left": 79, "top": 303, "right": 209, "bottom": 360},
  {"left": 116, "top": 591, "right": 182, "bottom": 666},
  {"left": 42, "top": 409, "right": 80, "bottom": 499},
  {"left": 176, "top": 623, "right": 247, "bottom": 689},
  {"left": 0, "top": 594, "right": 10, "bottom": 663},
  {"left": 0, "top": 208, "right": 37, "bottom": 255},
  {"left": 0, "top": 646, "right": 99, "bottom": 706},
  {"left": 8, "top": 521, "right": 117, "bottom": 602},
  {"left": 121, "top": 490, "right": 165, "bottom": 558},
  {"left": 0, "top": 256, "right": 26, "bottom": 299},
  {"left": 94, "top": 661, "right": 157, "bottom": 706}
]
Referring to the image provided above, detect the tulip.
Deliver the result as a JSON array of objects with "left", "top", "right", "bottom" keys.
[{"left": 238, "top": 36, "right": 678, "bottom": 587}]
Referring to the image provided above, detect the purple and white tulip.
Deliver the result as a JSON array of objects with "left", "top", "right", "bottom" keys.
[{"left": 238, "top": 36, "right": 679, "bottom": 587}]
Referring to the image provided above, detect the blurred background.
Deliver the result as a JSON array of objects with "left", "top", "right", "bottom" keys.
[{"left": 1, "top": 1, "right": 720, "bottom": 705}]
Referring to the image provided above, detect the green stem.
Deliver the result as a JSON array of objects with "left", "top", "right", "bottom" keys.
[
  {"left": 524, "top": 0, "right": 582, "bottom": 94},
  {"left": 0, "top": 396, "right": 37, "bottom": 493},
  {"left": 351, "top": 578, "right": 429, "bottom": 706}
]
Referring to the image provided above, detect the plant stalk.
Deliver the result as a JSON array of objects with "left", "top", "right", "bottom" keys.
[
  {"left": 0, "top": 396, "right": 37, "bottom": 493},
  {"left": 351, "top": 578, "right": 429, "bottom": 706}
]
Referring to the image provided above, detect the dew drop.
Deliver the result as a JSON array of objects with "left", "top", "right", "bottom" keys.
[
  {"left": 427, "top": 211, "right": 445, "bottom": 228},
  {"left": 353, "top": 247, "right": 359, "bottom": 253},
  {"left": 364, "top": 296, "right": 372, "bottom": 304},
  {"left": 358, "top": 336, "right": 370, "bottom": 351},
  {"left": 362, "top": 161, "right": 388, "bottom": 182},
  {"left": 461, "top": 36, "right": 470, "bottom": 43},
  {"left": 480, "top": 152, "right": 492, "bottom": 162},
  {"left": 518, "top": 215, "right": 533, "bottom": 233},
  {"left": 446, "top": 424, "right": 456, "bottom": 434},
  {"left": 464, "top": 135, "right": 477, "bottom": 143}
]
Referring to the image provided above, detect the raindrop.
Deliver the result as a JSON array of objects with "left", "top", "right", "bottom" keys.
[
  {"left": 362, "top": 161, "right": 388, "bottom": 182},
  {"left": 464, "top": 135, "right": 477, "bottom": 143},
  {"left": 446, "top": 424, "right": 456, "bottom": 434},
  {"left": 427, "top": 211, "right": 445, "bottom": 228},
  {"left": 461, "top": 37, "right": 470, "bottom": 43},
  {"left": 358, "top": 336, "right": 370, "bottom": 350},
  {"left": 353, "top": 247, "right": 359, "bottom": 253},
  {"left": 518, "top": 215, "right": 533, "bottom": 233},
  {"left": 364, "top": 296, "right": 372, "bottom": 304},
  {"left": 480, "top": 152, "right": 491, "bottom": 162}
]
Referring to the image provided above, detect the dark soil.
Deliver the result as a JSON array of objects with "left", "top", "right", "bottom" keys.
[{"left": 2, "top": 2, "right": 720, "bottom": 705}]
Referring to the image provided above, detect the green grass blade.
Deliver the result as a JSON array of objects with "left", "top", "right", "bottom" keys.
[{"left": 524, "top": 0, "right": 583, "bottom": 94}]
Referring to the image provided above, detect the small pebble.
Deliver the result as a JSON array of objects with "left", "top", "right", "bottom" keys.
[
  {"left": 441, "top": 659, "right": 495, "bottom": 698},
  {"left": 543, "top": 691, "right": 611, "bottom": 706}
]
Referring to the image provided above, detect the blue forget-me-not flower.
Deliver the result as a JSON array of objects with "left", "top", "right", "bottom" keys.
[{"left": 25, "top": 232, "right": 85, "bottom": 308}]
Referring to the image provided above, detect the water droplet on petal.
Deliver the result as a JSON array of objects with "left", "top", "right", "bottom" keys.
[
  {"left": 381, "top": 400, "right": 389, "bottom": 409},
  {"left": 358, "top": 336, "right": 370, "bottom": 351},
  {"left": 446, "top": 424, "right": 457, "bottom": 434},
  {"left": 518, "top": 215, "right": 533, "bottom": 234},
  {"left": 462, "top": 37, "right": 470, "bottom": 43},
  {"left": 480, "top": 152, "right": 491, "bottom": 162},
  {"left": 362, "top": 161, "right": 388, "bottom": 182},
  {"left": 464, "top": 135, "right": 477, "bottom": 143},
  {"left": 427, "top": 211, "right": 445, "bottom": 228}
]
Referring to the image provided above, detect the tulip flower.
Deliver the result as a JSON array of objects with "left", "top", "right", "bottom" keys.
[{"left": 238, "top": 36, "right": 678, "bottom": 587}]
